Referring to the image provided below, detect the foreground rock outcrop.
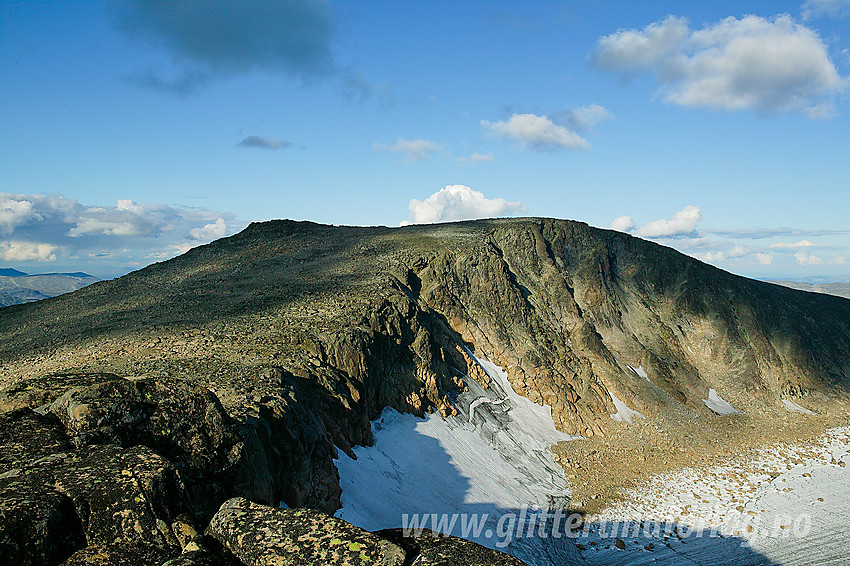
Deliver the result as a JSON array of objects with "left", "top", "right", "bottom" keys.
[
  {"left": 0, "top": 407, "right": 185, "bottom": 565},
  {"left": 0, "top": 375, "right": 532, "bottom": 565}
]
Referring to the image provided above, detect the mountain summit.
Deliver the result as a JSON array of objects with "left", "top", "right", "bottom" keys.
[{"left": 1, "top": 218, "right": 848, "bottom": 565}]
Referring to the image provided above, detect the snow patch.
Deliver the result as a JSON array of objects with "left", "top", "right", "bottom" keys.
[
  {"left": 702, "top": 388, "right": 741, "bottom": 415},
  {"left": 782, "top": 399, "right": 817, "bottom": 415},
  {"left": 627, "top": 364, "right": 650, "bottom": 381},
  {"left": 334, "top": 355, "right": 583, "bottom": 565},
  {"left": 609, "top": 391, "right": 645, "bottom": 423}
]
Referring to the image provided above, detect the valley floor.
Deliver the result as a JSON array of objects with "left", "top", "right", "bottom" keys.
[{"left": 579, "top": 426, "right": 850, "bottom": 565}]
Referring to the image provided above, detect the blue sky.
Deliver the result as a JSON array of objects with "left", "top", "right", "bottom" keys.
[{"left": 1, "top": 1, "right": 848, "bottom": 280}]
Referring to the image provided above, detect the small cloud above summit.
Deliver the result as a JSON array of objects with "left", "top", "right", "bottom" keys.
[
  {"left": 610, "top": 215, "right": 636, "bottom": 232},
  {"left": 592, "top": 14, "right": 845, "bottom": 116},
  {"left": 400, "top": 185, "right": 526, "bottom": 226},
  {"left": 189, "top": 218, "right": 228, "bottom": 241},
  {"left": 236, "top": 136, "right": 293, "bottom": 151},
  {"left": 110, "top": 0, "right": 336, "bottom": 89},
  {"left": 637, "top": 205, "right": 703, "bottom": 238},
  {"left": 609, "top": 206, "right": 703, "bottom": 238}
]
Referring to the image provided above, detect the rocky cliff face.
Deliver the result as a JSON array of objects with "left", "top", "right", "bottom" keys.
[
  {"left": 1, "top": 218, "right": 849, "bottom": 565},
  {"left": 415, "top": 220, "right": 850, "bottom": 435}
]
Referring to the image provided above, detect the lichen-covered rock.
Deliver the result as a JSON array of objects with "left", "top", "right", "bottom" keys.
[
  {"left": 0, "top": 478, "right": 86, "bottom": 566},
  {"left": 0, "top": 409, "right": 86, "bottom": 565},
  {"left": 0, "top": 407, "right": 190, "bottom": 565},
  {"left": 61, "top": 542, "right": 175, "bottom": 566},
  {"left": 206, "top": 497, "right": 406, "bottom": 565},
  {"left": 0, "top": 373, "right": 121, "bottom": 414},
  {"left": 46, "top": 376, "right": 242, "bottom": 519},
  {"left": 378, "top": 528, "right": 529, "bottom": 565},
  {"left": 53, "top": 444, "right": 185, "bottom": 551}
]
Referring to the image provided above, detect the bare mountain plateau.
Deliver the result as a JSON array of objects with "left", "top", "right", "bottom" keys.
[{"left": 1, "top": 218, "right": 849, "bottom": 565}]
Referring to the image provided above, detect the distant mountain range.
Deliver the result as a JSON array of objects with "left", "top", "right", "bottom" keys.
[
  {"left": 768, "top": 280, "right": 850, "bottom": 299},
  {"left": 0, "top": 268, "right": 99, "bottom": 306}
]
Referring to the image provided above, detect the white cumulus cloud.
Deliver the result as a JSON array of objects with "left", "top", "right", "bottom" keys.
[
  {"left": 637, "top": 205, "right": 703, "bottom": 238},
  {"left": 0, "top": 241, "right": 60, "bottom": 262},
  {"left": 795, "top": 251, "right": 824, "bottom": 265},
  {"left": 610, "top": 215, "right": 636, "bottom": 232},
  {"left": 482, "top": 113, "right": 591, "bottom": 150},
  {"left": 756, "top": 252, "right": 774, "bottom": 265},
  {"left": 593, "top": 15, "right": 690, "bottom": 71},
  {"left": 0, "top": 192, "right": 234, "bottom": 275},
  {"left": 592, "top": 14, "right": 846, "bottom": 116},
  {"left": 401, "top": 185, "right": 526, "bottom": 226},
  {"left": 189, "top": 218, "right": 228, "bottom": 240},
  {"left": 1, "top": 197, "right": 40, "bottom": 235}
]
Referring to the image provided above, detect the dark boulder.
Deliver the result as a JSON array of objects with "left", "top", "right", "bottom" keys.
[
  {"left": 0, "top": 409, "right": 86, "bottom": 565},
  {"left": 0, "top": 406, "right": 193, "bottom": 565},
  {"left": 0, "top": 476, "right": 86, "bottom": 566},
  {"left": 45, "top": 376, "right": 243, "bottom": 520},
  {"left": 52, "top": 444, "right": 186, "bottom": 551}
]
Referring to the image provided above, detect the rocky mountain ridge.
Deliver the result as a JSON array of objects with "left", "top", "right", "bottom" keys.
[{"left": 2, "top": 217, "right": 849, "bottom": 565}]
